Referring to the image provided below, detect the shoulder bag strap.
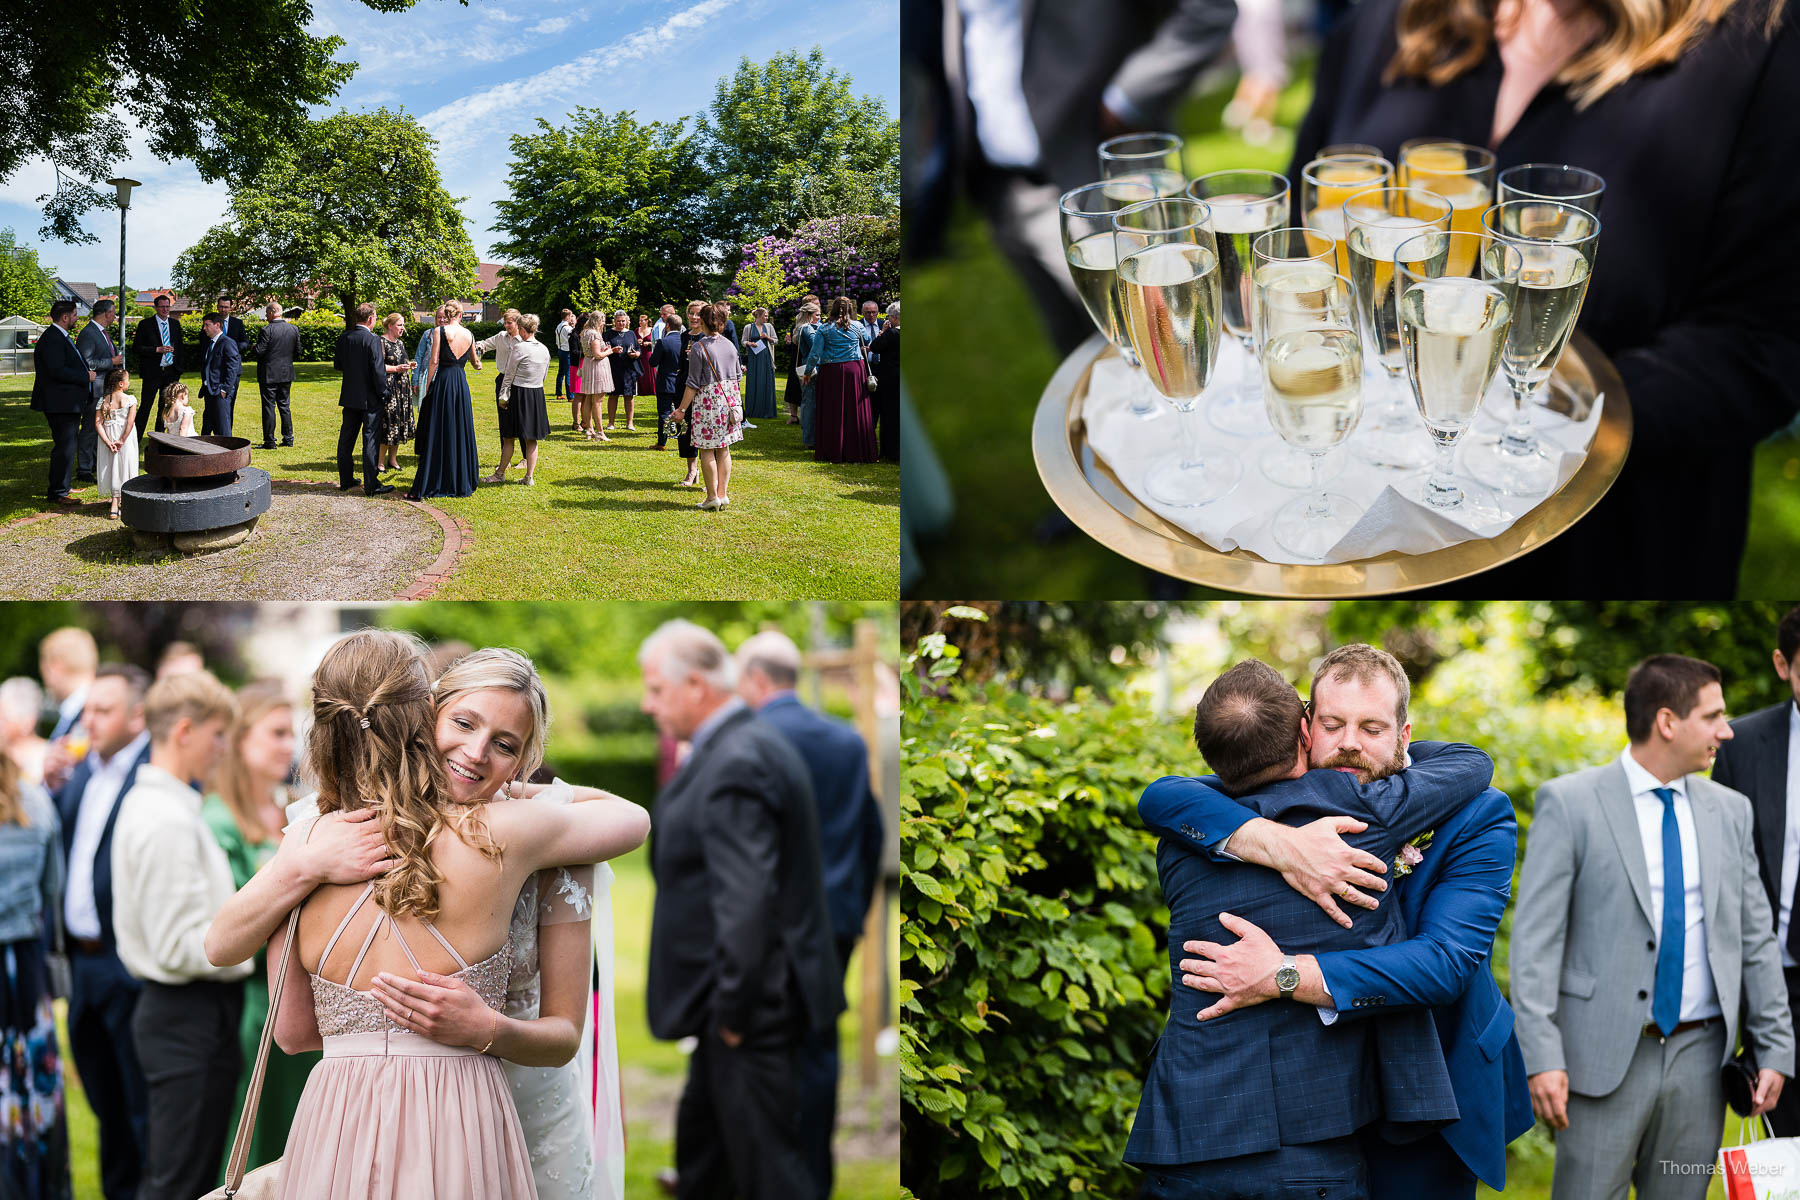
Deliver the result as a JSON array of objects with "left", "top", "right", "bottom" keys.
[{"left": 222, "top": 907, "right": 301, "bottom": 1195}]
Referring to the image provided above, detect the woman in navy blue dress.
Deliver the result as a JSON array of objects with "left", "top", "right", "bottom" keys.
[{"left": 406, "top": 301, "right": 480, "bottom": 501}]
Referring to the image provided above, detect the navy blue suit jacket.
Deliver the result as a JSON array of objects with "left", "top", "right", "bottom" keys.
[
  {"left": 30, "top": 326, "right": 92, "bottom": 415},
  {"left": 756, "top": 694, "right": 886, "bottom": 947},
  {"left": 1124, "top": 742, "right": 1492, "bottom": 1168},
  {"left": 52, "top": 740, "right": 152, "bottom": 953},
  {"left": 1143, "top": 772, "right": 1533, "bottom": 1189},
  {"left": 199, "top": 333, "right": 241, "bottom": 404}
]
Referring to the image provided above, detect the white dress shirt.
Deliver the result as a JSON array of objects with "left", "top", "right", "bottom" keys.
[
  {"left": 476, "top": 330, "right": 520, "bottom": 378},
  {"left": 109, "top": 762, "right": 252, "bottom": 985},
  {"left": 555, "top": 319, "right": 573, "bottom": 353},
  {"left": 1776, "top": 703, "right": 1800, "bottom": 968},
  {"left": 1620, "top": 746, "right": 1721, "bottom": 1023},
  {"left": 50, "top": 683, "right": 88, "bottom": 740},
  {"left": 63, "top": 729, "right": 150, "bottom": 940},
  {"left": 958, "top": 0, "right": 1042, "bottom": 169}
]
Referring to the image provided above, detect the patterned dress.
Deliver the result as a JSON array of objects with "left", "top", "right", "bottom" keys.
[{"left": 379, "top": 335, "right": 415, "bottom": 444}]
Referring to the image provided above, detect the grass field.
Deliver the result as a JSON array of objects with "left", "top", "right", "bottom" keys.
[
  {"left": 0, "top": 364, "right": 899, "bottom": 599},
  {"left": 906, "top": 62, "right": 1800, "bottom": 598},
  {"left": 57, "top": 845, "right": 900, "bottom": 1199}
]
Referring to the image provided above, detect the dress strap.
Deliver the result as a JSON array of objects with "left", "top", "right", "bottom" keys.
[
  {"left": 342, "top": 911, "right": 389, "bottom": 984},
  {"left": 418, "top": 921, "right": 470, "bottom": 971},
  {"left": 315, "top": 882, "right": 377, "bottom": 973}
]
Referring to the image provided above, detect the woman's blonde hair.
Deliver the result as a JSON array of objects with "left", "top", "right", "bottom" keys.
[
  {"left": 519, "top": 313, "right": 540, "bottom": 337},
  {"left": 211, "top": 679, "right": 292, "bottom": 845},
  {"left": 438, "top": 300, "right": 463, "bottom": 320},
  {"left": 304, "top": 629, "right": 495, "bottom": 922},
  {"left": 432, "top": 647, "right": 551, "bottom": 786},
  {"left": 1388, "top": 0, "right": 1786, "bottom": 107},
  {"left": 384, "top": 312, "right": 405, "bottom": 333},
  {"left": 160, "top": 381, "right": 189, "bottom": 425},
  {"left": 0, "top": 752, "right": 24, "bottom": 827}
]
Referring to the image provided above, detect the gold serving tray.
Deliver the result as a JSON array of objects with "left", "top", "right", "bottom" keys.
[{"left": 1031, "top": 331, "right": 1631, "bottom": 596}]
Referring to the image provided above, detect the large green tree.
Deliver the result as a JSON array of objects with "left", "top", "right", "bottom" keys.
[
  {"left": 0, "top": 227, "right": 55, "bottom": 317},
  {"left": 0, "top": 0, "right": 439, "bottom": 243},
  {"left": 489, "top": 109, "right": 709, "bottom": 318},
  {"left": 170, "top": 109, "right": 478, "bottom": 327},
  {"left": 699, "top": 47, "right": 900, "bottom": 250}
]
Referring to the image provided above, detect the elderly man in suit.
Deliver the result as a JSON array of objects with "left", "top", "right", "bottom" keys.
[
  {"left": 31, "top": 298, "right": 95, "bottom": 507},
  {"left": 333, "top": 302, "right": 391, "bottom": 495},
  {"left": 75, "top": 298, "right": 125, "bottom": 483},
  {"left": 1126, "top": 655, "right": 1496, "bottom": 1197},
  {"left": 249, "top": 303, "right": 300, "bottom": 449},
  {"left": 1513, "top": 654, "right": 1794, "bottom": 1200},
  {"left": 55, "top": 663, "right": 154, "bottom": 1200},
  {"left": 130, "top": 293, "right": 182, "bottom": 444},
  {"left": 1713, "top": 605, "right": 1800, "bottom": 1136},
  {"left": 1145, "top": 644, "right": 1535, "bottom": 1198},
  {"left": 196, "top": 310, "right": 242, "bottom": 437},
  {"left": 736, "top": 630, "right": 888, "bottom": 1197},
  {"left": 640, "top": 620, "right": 842, "bottom": 1200}
]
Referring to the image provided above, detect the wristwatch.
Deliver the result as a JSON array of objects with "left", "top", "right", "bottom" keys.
[{"left": 1275, "top": 954, "right": 1300, "bottom": 999}]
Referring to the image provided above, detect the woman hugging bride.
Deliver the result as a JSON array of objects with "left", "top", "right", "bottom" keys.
[{"left": 204, "top": 630, "right": 648, "bottom": 1199}]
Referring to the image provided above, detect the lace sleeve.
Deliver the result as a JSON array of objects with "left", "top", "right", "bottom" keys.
[{"left": 533, "top": 778, "right": 595, "bottom": 927}]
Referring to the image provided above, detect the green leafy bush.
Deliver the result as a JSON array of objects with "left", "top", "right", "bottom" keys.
[{"left": 902, "top": 625, "right": 1188, "bottom": 1197}]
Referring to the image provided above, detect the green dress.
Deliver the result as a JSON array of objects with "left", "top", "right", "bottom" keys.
[{"left": 202, "top": 794, "right": 322, "bottom": 1180}]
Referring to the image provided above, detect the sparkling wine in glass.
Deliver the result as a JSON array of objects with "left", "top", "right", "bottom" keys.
[
  {"left": 1397, "top": 140, "right": 1495, "bottom": 276},
  {"left": 1261, "top": 273, "right": 1366, "bottom": 558},
  {"left": 1060, "top": 179, "right": 1162, "bottom": 418},
  {"left": 1188, "top": 169, "right": 1289, "bottom": 437},
  {"left": 1250, "top": 227, "right": 1344, "bottom": 488},
  {"left": 1394, "top": 231, "right": 1523, "bottom": 519},
  {"left": 1343, "top": 185, "right": 1452, "bottom": 469},
  {"left": 1112, "top": 196, "right": 1243, "bottom": 507},
  {"left": 1465, "top": 198, "right": 1602, "bottom": 497},
  {"left": 1098, "top": 133, "right": 1188, "bottom": 204},
  {"left": 1496, "top": 164, "right": 1605, "bottom": 217},
  {"left": 1301, "top": 154, "right": 1392, "bottom": 277}
]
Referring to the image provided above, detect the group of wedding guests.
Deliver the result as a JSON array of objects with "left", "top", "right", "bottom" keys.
[{"left": 1, "top": 619, "right": 889, "bottom": 1200}]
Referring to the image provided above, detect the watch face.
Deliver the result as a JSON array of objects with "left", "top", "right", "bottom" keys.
[{"left": 1275, "top": 966, "right": 1300, "bottom": 992}]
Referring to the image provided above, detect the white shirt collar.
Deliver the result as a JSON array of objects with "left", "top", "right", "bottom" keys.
[
  {"left": 1620, "top": 744, "right": 1688, "bottom": 801},
  {"left": 90, "top": 728, "right": 151, "bottom": 777}
]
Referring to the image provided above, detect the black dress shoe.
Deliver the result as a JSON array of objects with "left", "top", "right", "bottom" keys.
[
  {"left": 75, "top": 473, "right": 96, "bottom": 484},
  {"left": 46, "top": 495, "right": 80, "bottom": 507},
  {"left": 281, "top": 439, "right": 294, "bottom": 446},
  {"left": 261, "top": 442, "right": 277, "bottom": 450},
  {"left": 337, "top": 481, "right": 358, "bottom": 490},
  {"left": 366, "top": 483, "right": 395, "bottom": 496}
]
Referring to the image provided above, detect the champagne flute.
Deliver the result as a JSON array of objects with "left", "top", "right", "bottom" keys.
[
  {"left": 1496, "top": 164, "right": 1606, "bottom": 217},
  {"left": 1465, "top": 199, "right": 1602, "bottom": 497},
  {"left": 1397, "top": 141, "right": 1495, "bottom": 277},
  {"left": 1394, "top": 230, "right": 1523, "bottom": 520},
  {"left": 1251, "top": 227, "right": 1342, "bottom": 488},
  {"left": 1098, "top": 133, "right": 1188, "bottom": 202},
  {"left": 1187, "top": 169, "right": 1289, "bottom": 436},
  {"left": 1301, "top": 154, "right": 1392, "bottom": 277},
  {"left": 1320, "top": 143, "right": 1384, "bottom": 160},
  {"left": 1059, "top": 179, "right": 1163, "bottom": 419},
  {"left": 1112, "top": 196, "right": 1243, "bottom": 507},
  {"left": 1261, "top": 273, "right": 1366, "bottom": 557},
  {"left": 1342, "top": 185, "right": 1453, "bottom": 469}
]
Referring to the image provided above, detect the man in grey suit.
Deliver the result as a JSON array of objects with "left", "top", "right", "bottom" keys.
[
  {"left": 75, "top": 298, "right": 125, "bottom": 483},
  {"left": 1513, "top": 654, "right": 1794, "bottom": 1200},
  {"left": 943, "top": 0, "right": 1237, "bottom": 353},
  {"left": 249, "top": 303, "right": 299, "bottom": 448}
]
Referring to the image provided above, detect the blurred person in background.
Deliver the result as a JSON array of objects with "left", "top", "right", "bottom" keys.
[
  {"left": 39, "top": 627, "right": 97, "bottom": 792},
  {"left": 1288, "top": 0, "right": 1799, "bottom": 596},
  {"left": 155, "top": 641, "right": 206, "bottom": 682},
  {"left": 940, "top": 0, "right": 1239, "bottom": 353},
  {"left": 1, "top": 677, "right": 48, "bottom": 786},
  {"left": 1221, "top": 0, "right": 1291, "bottom": 144}
]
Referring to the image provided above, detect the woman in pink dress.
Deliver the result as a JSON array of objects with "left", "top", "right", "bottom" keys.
[{"left": 211, "top": 630, "right": 649, "bottom": 1200}]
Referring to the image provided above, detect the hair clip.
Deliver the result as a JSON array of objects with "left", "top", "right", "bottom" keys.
[{"left": 358, "top": 716, "right": 371, "bottom": 730}]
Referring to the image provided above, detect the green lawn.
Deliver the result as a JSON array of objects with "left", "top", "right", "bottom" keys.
[
  {"left": 0, "top": 364, "right": 899, "bottom": 599},
  {"left": 58, "top": 844, "right": 900, "bottom": 1198},
  {"left": 906, "top": 62, "right": 1800, "bottom": 598}
]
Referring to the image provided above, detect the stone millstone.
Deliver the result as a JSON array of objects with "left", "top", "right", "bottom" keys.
[
  {"left": 172, "top": 518, "right": 258, "bottom": 553},
  {"left": 120, "top": 467, "right": 272, "bottom": 533}
]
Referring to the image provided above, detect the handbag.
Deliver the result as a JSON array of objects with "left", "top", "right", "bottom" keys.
[
  {"left": 198, "top": 908, "right": 300, "bottom": 1200},
  {"left": 1719, "top": 1114, "right": 1800, "bottom": 1198}
]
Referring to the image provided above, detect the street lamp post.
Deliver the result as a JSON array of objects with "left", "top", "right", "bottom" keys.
[{"left": 105, "top": 177, "right": 139, "bottom": 325}]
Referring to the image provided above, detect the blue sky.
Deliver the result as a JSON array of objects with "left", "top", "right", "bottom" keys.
[{"left": 0, "top": 0, "right": 898, "bottom": 291}]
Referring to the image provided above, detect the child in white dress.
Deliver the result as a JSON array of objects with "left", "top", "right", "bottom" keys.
[
  {"left": 159, "top": 381, "right": 196, "bottom": 437},
  {"left": 95, "top": 368, "right": 138, "bottom": 519}
]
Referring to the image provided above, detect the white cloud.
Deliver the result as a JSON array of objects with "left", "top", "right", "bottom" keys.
[{"left": 530, "top": 16, "right": 574, "bottom": 35}]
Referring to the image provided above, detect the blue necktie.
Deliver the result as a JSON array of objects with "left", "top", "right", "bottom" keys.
[{"left": 1652, "top": 786, "right": 1684, "bottom": 1036}]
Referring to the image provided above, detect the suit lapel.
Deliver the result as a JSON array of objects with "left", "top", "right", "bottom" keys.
[
  {"left": 1599, "top": 761, "right": 1655, "bottom": 928},
  {"left": 1689, "top": 777, "right": 1724, "bottom": 929}
]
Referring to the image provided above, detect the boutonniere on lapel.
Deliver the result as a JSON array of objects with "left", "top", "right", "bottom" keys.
[{"left": 1393, "top": 830, "right": 1434, "bottom": 878}]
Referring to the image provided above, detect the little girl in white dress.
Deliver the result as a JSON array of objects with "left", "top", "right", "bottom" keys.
[
  {"left": 95, "top": 368, "right": 138, "bottom": 519},
  {"left": 159, "top": 381, "right": 197, "bottom": 437}
]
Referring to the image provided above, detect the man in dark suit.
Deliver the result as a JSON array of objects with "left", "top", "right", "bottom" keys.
[
  {"left": 248, "top": 303, "right": 300, "bottom": 448},
  {"left": 217, "top": 296, "right": 248, "bottom": 420},
  {"left": 196, "top": 311, "right": 242, "bottom": 437},
  {"left": 1125, "top": 657, "right": 1493, "bottom": 1196},
  {"left": 651, "top": 316, "right": 686, "bottom": 450},
  {"left": 75, "top": 299, "right": 125, "bottom": 483},
  {"left": 31, "top": 299, "right": 94, "bottom": 507},
  {"left": 736, "top": 630, "right": 888, "bottom": 1196},
  {"left": 333, "top": 302, "right": 391, "bottom": 495},
  {"left": 54, "top": 663, "right": 153, "bottom": 1200},
  {"left": 130, "top": 293, "right": 183, "bottom": 443},
  {"left": 1145, "top": 645, "right": 1535, "bottom": 1198},
  {"left": 640, "top": 620, "right": 842, "bottom": 1200},
  {"left": 1714, "top": 603, "right": 1800, "bottom": 1136}
]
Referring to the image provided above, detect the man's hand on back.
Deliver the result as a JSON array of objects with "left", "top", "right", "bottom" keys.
[{"left": 1224, "top": 816, "right": 1388, "bottom": 928}]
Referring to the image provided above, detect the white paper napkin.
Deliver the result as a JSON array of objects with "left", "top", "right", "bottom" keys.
[{"left": 1082, "top": 337, "right": 1604, "bottom": 564}]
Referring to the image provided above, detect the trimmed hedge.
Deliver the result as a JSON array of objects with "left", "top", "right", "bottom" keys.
[
  {"left": 902, "top": 625, "right": 1183, "bottom": 1197},
  {"left": 106, "top": 314, "right": 525, "bottom": 364}
]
